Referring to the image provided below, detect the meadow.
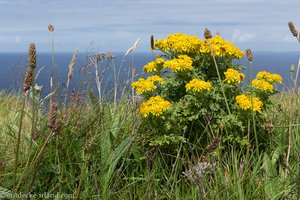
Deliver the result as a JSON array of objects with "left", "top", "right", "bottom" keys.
[{"left": 0, "top": 23, "right": 299, "bottom": 200}]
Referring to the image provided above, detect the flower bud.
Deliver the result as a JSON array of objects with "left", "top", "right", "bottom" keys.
[{"left": 290, "top": 64, "right": 295, "bottom": 73}]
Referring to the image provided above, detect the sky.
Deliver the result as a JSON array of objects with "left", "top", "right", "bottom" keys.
[{"left": 0, "top": 0, "right": 300, "bottom": 53}]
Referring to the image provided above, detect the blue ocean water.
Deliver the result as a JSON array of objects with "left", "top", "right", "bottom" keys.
[
  {"left": 0, "top": 51, "right": 299, "bottom": 96},
  {"left": 0, "top": 52, "right": 154, "bottom": 96}
]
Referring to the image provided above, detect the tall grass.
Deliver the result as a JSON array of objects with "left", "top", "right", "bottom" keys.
[{"left": 0, "top": 25, "right": 299, "bottom": 200}]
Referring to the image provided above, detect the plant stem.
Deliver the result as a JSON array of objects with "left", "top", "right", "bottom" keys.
[
  {"left": 14, "top": 95, "right": 26, "bottom": 187},
  {"left": 74, "top": 149, "right": 88, "bottom": 199},
  {"left": 208, "top": 40, "right": 231, "bottom": 115},
  {"left": 27, "top": 131, "right": 53, "bottom": 192},
  {"left": 51, "top": 31, "right": 59, "bottom": 106},
  {"left": 15, "top": 70, "right": 35, "bottom": 192},
  {"left": 285, "top": 57, "right": 300, "bottom": 177},
  {"left": 112, "top": 56, "right": 118, "bottom": 109},
  {"left": 249, "top": 61, "right": 259, "bottom": 157},
  {"left": 93, "top": 58, "right": 102, "bottom": 110}
]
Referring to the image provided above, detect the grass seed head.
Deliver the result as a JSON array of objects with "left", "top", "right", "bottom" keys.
[
  {"left": 23, "top": 68, "right": 33, "bottom": 93},
  {"left": 47, "top": 100, "right": 58, "bottom": 131},
  {"left": 48, "top": 24, "right": 55, "bottom": 32},
  {"left": 28, "top": 43, "right": 36, "bottom": 69},
  {"left": 204, "top": 28, "right": 212, "bottom": 39},
  {"left": 150, "top": 35, "right": 155, "bottom": 51},
  {"left": 246, "top": 48, "right": 253, "bottom": 61},
  {"left": 288, "top": 21, "right": 298, "bottom": 37},
  {"left": 206, "top": 138, "right": 220, "bottom": 152}
]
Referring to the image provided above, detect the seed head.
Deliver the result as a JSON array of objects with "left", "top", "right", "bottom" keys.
[
  {"left": 206, "top": 138, "right": 220, "bottom": 153},
  {"left": 28, "top": 43, "right": 36, "bottom": 69},
  {"left": 132, "top": 68, "right": 137, "bottom": 76},
  {"left": 290, "top": 64, "right": 295, "bottom": 73},
  {"left": 23, "top": 68, "right": 33, "bottom": 93},
  {"left": 48, "top": 24, "right": 55, "bottom": 32},
  {"left": 32, "top": 128, "right": 40, "bottom": 140},
  {"left": 47, "top": 100, "right": 58, "bottom": 131},
  {"left": 246, "top": 49, "right": 253, "bottom": 61},
  {"left": 150, "top": 35, "right": 155, "bottom": 51},
  {"left": 204, "top": 28, "right": 212, "bottom": 39},
  {"left": 288, "top": 21, "right": 298, "bottom": 37}
]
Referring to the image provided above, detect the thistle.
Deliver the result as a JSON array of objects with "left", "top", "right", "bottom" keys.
[{"left": 288, "top": 21, "right": 298, "bottom": 37}]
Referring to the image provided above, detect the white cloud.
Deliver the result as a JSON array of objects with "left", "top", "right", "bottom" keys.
[
  {"left": 232, "top": 30, "right": 255, "bottom": 42},
  {"left": 0, "top": 0, "right": 299, "bottom": 51}
]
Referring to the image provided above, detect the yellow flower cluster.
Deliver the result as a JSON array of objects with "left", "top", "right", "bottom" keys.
[
  {"left": 251, "top": 79, "right": 274, "bottom": 92},
  {"left": 139, "top": 96, "right": 171, "bottom": 117},
  {"left": 224, "top": 68, "right": 245, "bottom": 84},
  {"left": 147, "top": 75, "right": 164, "bottom": 83},
  {"left": 235, "top": 94, "right": 263, "bottom": 112},
  {"left": 132, "top": 75, "right": 164, "bottom": 94},
  {"left": 163, "top": 55, "right": 193, "bottom": 72},
  {"left": 256, "top": 71, "right": 283, "bottom": 83},
  {"left": 185, "top": 79, "right": 212, "bottom": 92},
  {"left": 143, "top": 57, "right": 165, "bottom": 73},
  {"left": 200, "top": 35, "right": 244, "bottom": 59},
  {"left": 154, "top": 33, "right": 202, "bottom": 54}
]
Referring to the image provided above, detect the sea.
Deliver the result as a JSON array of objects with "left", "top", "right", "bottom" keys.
[{"left": 0, "top": 51, "right": 299, "bottom": 98}]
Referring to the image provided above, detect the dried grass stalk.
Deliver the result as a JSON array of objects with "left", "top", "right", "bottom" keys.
[
  {"left": 35, "top": 66, "right": 45, "bottom": 81},
  {"left": 67, "top": 48, "right": 79, "bottom": 89}
]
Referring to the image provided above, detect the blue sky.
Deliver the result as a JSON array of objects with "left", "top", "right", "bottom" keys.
[{"left": 0, "top": 0, "right": 300, "bottom": 52}]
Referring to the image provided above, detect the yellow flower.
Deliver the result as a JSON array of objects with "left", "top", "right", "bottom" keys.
[
  {"left": 154, "top": 33, "right": 202, "bottom": 54},
  {"left": 270, "top": 74, "right": 283, "bottom": 84},
  {"left": 252, "top": 79, "right": 274, "bottom": 92},
  {"left": 143, "top": 57, "right": 165, "bottom": 73},
  {"left": 185, "top": 79, "right": 212, "bottom": 92},
  {"left": 235, "top": 94, "right": 263, "bottom": 112},
  {"left": 132, "top": 75, "right": 164, "bottom": 94},
  {"left": 224, "top": 68, "right": 245, "bottom": 84},
  {"left": 139, "top": 96, "right": 171, "bottom": 117},
  {"left": 147, "top": 75, "right": 164, "bottom": 84},
  {"left": 155, "top": 57, "right": 165, "bottom": 65},
  {"left": 200, "top": 35, "right": 244, "bottom": 59},
  {"left": 256, "top": 71, "right": 283, "bottom": 84},
  {"left": 143, "top": 61, "right": 157, "bottom": 73},
  {"left": 163, "top": 55, "right": 193, "bottom": 72},
  {"left": 131, "top": 78, "right": 156, "bottom": 95}
]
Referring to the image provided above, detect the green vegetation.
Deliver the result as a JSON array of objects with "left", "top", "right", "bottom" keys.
[{"left": 0, "top": 25, "right": 300, "bottom": 200}]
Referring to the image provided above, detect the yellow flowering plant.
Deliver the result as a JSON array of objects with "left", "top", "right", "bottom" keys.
[{"left": 132, "top": 30, "right": 283, "bottom": 152}]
